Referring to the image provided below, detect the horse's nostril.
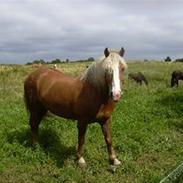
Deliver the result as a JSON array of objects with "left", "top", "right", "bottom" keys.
[{"left": 111, "top": 91, "right": 121, "bottom": 101}]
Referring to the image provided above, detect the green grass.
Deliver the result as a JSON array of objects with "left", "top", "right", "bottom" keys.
[{"left": 0, "top": 62, "right": 183, "bottom": 183}]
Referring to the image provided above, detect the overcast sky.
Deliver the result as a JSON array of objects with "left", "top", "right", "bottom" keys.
[{"left": 0, "top": 0, "right": 183, "bottom": 64}]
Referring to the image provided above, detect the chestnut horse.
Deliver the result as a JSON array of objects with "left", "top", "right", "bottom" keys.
[
  {"left": 24, "top": 48, "right": 127, "bottom": 166},
  {"left": 171, "top": 70, "right": 183, "bottom": 87}
]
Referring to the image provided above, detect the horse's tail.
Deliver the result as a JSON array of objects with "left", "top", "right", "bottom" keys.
[
  {"left": 24, "top": 78, "right": 34, "bottom": 114},
  {"left": 24, "top": 80, "right": 30, "bottom": 113}
]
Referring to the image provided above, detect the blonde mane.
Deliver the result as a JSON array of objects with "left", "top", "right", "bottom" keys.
[{"left": 81, "top": 50, "right": 127, "bottom": 90}]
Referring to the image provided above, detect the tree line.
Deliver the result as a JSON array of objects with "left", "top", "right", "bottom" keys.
[
  {"left": 26, "top": 57, "right": 95, "bottom": 65},
  {"left": 26, "top": 56, "right": 183, "bottom": 65}
]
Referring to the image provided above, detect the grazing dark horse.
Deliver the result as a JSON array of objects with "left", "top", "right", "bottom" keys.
[
  {"left": 24, "top": 48, "right": 127, "bottom": 166},
  {"left": 128, "top": 72, "right": 148, "bottom": 85},
  {"left": 171, "top": 70, "right": 183, "bottom": 87}
]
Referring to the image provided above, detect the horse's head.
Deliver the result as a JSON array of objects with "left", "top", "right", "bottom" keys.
[{"left": 102, "top": 47, "right": 127, "bottom": 102}]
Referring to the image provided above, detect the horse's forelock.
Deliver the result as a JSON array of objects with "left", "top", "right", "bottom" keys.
[
  {"left": 81, "top": 51, "right": 127, "bottom": 90},
  {"left": 101, "top": 51, "right": 127, "bottom": 71}
]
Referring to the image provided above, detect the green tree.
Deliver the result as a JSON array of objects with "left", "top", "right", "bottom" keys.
[
  {"left": 87, "top": 57, "right": 95, "bottom": 61},
  {"left": 164, "top": 56, "right": 171, "bottom": 62},
  {"left": 51, "top": 59, "right": 61, "bottom": 64}
]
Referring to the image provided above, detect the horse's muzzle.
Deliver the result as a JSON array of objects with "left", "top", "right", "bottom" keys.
[{"left": 111, "top": 91, "right": 121, "bottom": 102}]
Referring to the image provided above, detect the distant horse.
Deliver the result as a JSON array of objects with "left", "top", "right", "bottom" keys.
[
  {"left": 128, "top": 72, "right": 148, "bottom": 85},
  {"left": 24, "top": 48, "right": 127, "bottom": 166},
  {"left": 171, "top": 70, "right": 183, "bottom": 87}
]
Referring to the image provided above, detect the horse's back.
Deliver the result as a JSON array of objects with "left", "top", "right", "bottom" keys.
[
  {"left": 172, "top": 70, "right": 183, "bottom": 77},
  {"left": 26, "top": 67, "right": 63, "bottom": 80},
  {"left": 25, "top": 67, "right": 77, "bottom": 87}
]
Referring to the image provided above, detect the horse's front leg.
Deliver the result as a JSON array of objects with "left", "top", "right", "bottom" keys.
[
  {"left": 101, "top": 118, "right": 121, "bottom": 165},
  {"left": 77, "top": 122, "right": 88, "bottom": 166}
]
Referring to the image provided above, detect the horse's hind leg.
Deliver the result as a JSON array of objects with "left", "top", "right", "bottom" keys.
[
  {"left": 77, "top": 122, "right": 88, "bottom": 166},
  {"left": 29, "top": 104, "right": 47, "bottom": 146}
]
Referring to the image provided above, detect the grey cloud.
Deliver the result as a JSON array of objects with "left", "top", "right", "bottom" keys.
[{"left": 0, "top": 0, "right": 183, "bottom": 64}]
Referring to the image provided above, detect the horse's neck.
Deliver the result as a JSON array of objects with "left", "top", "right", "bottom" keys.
[{"left": 82, "top": 62, "right": 107, "bottom": 92}]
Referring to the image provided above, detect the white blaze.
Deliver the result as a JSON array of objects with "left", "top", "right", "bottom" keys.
[{"left": 112, "top": 64, "right": 121, "bottom": 96}]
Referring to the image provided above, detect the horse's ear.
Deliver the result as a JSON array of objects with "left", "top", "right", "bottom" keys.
[
  {"left": 119, "top": 47, "right": 125, "bottom": 57},
  {"left": 104, "top": 48, "right": 110, "bottom": 57}
]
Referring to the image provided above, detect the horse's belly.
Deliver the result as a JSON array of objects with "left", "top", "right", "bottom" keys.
[
  {"left": 47, "top": 104, "right": 76, "bottom": 119},
  {"left": 72, "top": 101, "right": 115, "bottom": 122},
  {"left": 39, "top": 85, "right": 78, "bottom": 119}
]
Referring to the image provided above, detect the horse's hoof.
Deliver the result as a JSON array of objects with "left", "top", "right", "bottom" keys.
[
  {"left": 78, "top": 157, "right": 87, "bottom": 167},
  {"left": 113, "top": 158, "right": 121, "bottom": 166}
]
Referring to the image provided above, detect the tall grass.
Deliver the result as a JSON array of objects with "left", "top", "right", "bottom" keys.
[{"left": 0, "top": 62, "right": 183, "bottom": 183}]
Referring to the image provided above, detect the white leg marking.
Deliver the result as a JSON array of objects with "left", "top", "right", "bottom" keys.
[
  {"left": 78, "top": 157, "right": 86, "bottom": 165},
  {"left": 113, "top": 158, "right": 121, "bottom": 166}
]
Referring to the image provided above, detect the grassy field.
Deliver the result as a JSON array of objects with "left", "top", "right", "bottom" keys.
[{"left": 0, "top": 61, "right": 183, "bottom": 183}]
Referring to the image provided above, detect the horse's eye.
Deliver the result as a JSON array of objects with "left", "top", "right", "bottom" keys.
[
  {"left": 105, "top": 69, "right": 113, "bottom": 82},
  {"left": 120, "top": 67, "right": 125, "bottom": 72}
]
